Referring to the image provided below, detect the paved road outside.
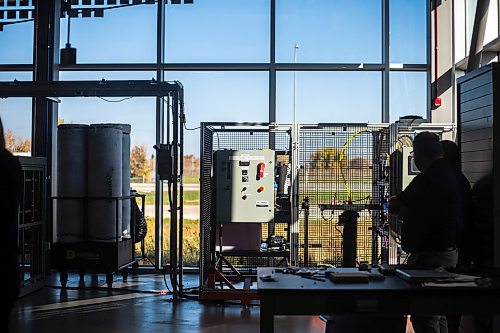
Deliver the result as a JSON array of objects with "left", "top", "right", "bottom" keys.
[
  {"left": 132, "top": 183, "right": 199, "bottom": 192},
  {"left": 144, "top": 204, "right": 200, "bottom": 220},
  {"left": 131, "top": 182, "right": 373, "bottom": 193}
]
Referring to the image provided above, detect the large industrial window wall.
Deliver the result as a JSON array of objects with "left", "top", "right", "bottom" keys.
[
  {"left": 276, "top": 0, "right": 382, "bottom": 63},
  {"left": 0, "top": 10, "right": 34, "bottom": 150},
  {"left": 0, "top": 18, "right": 33, "bottom": 64},
  {"left": 59, "top": 4, "right": 157, "bottom": 63},
  {"left": 389, "top": 0, "right": 427, "bottom": 64},
  {"left": 164, "top": 70, "right": 269, "bottom": 265},
  {"left": 58, "top": 71, "right": 156, "bottom": 81},
  {"left": 276, "top": 72, "right": 382, "bottom": 123},
  {"left": 0, "top": 72, "right": 33, "bottom": 156},
  {"left": 165, "top": 0, "right": 270, "bottom": 63},
  {"left": 0, "top": 0, "right": 429, "bottom": 268},
  {"left": 390, "top": 72, "right": 427, "bottom": 121}
]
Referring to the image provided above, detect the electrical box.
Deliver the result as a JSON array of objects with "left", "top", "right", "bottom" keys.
[
  {"left": 214, "top": 150, "right": 275, "bottom": 223},
  {"left": 401, "top": 146, "right": 419, "bottom": 189},
  {"left": 154, "top": 144, "right": 173, "bottom": 181},
  {"left": 390, "top": 146, "right": 419, "bottom": 195}
]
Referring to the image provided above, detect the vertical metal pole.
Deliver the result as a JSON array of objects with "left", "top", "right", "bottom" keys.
[
  {"left": 268, "top": 0, "right": 277, "bottom": 239},
  {"left": 171, "top": 92, "right": 179, "bottom": 301},
  {"left": 155, "top": 0, "right": 166, "bottom": 269},
  {"left": 199, "top": 123, "right": 213, "bottom": 289},
  {"left": 33, "top": 0, "right": 61, "bottom": 255},
  {"left": 451, "top": 0, "right": 457, "bottom": 137},
  {"left": 371, "top": 132, "right": 380, "bottom": 263},
  {"left": 290, "top": 123, "right": 300, "bottom": 265},
  {"left": 302, "top": 197, "right": 309, "bottom": 267},
  {"left": 199, "top": 125, "right": 205, "bottom": 288},
  {"left": 269, "top": 0, "right": 276, "bottom": 150},
  {"left": 427, "top": 0, "right": 432, "bottom": 121},
  {"left": 381, "top": 0, "right": 390, "bottom": 123},
  {"left": 33, "top": 0, "right": 49, "bottom": 157},
  {"left": 293, "top": 51, "right": 296, "bottom": 124},
  {"left": 178, "top": 86, "right": 184, "bottom": 296}
]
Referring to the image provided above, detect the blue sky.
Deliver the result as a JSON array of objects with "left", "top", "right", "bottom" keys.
[{"left": 0, "top": 0, "right": 427, "bottom": 156}]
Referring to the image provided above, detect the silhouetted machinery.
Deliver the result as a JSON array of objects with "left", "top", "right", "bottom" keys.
[{"left": 198, "top": 121, "right": 454, "bottom": 303}]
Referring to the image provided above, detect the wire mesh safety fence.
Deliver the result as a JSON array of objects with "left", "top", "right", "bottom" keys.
[
  {"left": 200, "top": 123, "right": 292, "bottom": 283},
  {"left": 199, "top": 122, "right": 456, "bottom": 284},
  {"left": 200, "top": 123, "right": 394, "bottom": 285},
  {"left": 297, "top": 125, "right": 390, "bottom": 267}
]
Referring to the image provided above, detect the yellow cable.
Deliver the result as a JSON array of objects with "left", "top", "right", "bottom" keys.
[
  {"left": 338, "top": 129, "right": 371, "bottom": 202},
  {"left": 406, "top": 137, "right": 413, "bottom": 147},
  {"left": 401, "top": 135, "right": 413, "bottom": 147},
  {"left": 339, "top": 129, "right": 370, "bottom": 161}
]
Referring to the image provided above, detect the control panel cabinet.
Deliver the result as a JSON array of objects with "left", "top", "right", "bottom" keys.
[
  {"left": 214, "top": 150, "right": 275, "bottom": 223},
  {"left": 390, "top": 146, "right": 419, "bottom": 195}
]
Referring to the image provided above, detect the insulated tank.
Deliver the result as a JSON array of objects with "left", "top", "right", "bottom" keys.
[
  {"left": 87, "top": 124, "right": 123, "bottom": 242},
  {"left": 98, "top": 123, "right": 132, "bottom": 238},
  {"left": 56, "top": 124, "right": 88, "bottom": 242}
]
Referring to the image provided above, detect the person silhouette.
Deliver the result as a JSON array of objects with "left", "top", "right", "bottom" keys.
[
  {"left": 470, "top": 172, "right": 494, "bottom": 332},
  {"left": 389, "top": 132, "right": 461, "bottom": 333},
  {"left": 441, "top": 140, "right": 473, "bottom": 269},
  {"left": 441, "top": 140, "right": 473, "bottom": 333},
  {"left": 0, "top": 116, "right": 22, "bottom": 333}
]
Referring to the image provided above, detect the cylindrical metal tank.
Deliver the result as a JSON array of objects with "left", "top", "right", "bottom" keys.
[
  {"left": 87, "top": 124, "right": 123, "bottom": 242},
  {"left": 56, "top": 124, "right": 89, "bottom": 243},
  {"left": 98, "top": 123, "right": 132, "bottom": 238}
]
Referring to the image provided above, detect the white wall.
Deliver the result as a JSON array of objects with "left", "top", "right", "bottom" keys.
[{"left": 454, "top": 0, "right": 500, "bottom": 63}]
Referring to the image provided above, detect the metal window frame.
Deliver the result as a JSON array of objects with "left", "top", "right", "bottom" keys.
[
  {"left": 0, "top": 0, "right": 430, "bottom": 276},
  {"left": 0, "top": 0, "right": 430, "bottom": 124}
]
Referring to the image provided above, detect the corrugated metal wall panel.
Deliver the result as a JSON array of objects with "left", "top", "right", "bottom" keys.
[{"left": 458, "top": 64, "right": 496, "bottom": 270}]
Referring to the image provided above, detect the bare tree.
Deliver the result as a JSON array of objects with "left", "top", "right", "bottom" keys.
[
  {"left": 183, "top": 154, "right": 200, "bottom": 176},
  {"left": 130, "top": 144, "right": 150, "bottom": 181},
  {"left": 309, "top": 147, "right": 347, "bottom": 171},
  {"left": 5, "top": 130, "right": 31, "bottom": 153}
]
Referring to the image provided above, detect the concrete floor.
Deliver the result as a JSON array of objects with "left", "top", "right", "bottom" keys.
[{"left": 12, "top": 273, "right": 326, "bottom": 333}]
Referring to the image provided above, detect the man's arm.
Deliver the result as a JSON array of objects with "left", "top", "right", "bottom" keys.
[
  {"left": 388, "top": 196, "right": 410, "bottom": 218},
  {"left": 388, "top": 173, "right": 425, "bottom": 218}
]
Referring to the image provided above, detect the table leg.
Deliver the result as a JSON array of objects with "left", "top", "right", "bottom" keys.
[{"left": 260, "top": 295, "right": 274, "bottom": 333}]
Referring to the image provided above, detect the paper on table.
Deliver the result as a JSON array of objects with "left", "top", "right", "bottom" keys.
[
  {"left": 423, "top": 281, "right": 478, "bottom": 288},
  {"left": 449, "top": 273, "right": 482, "bottom": 282},
  {"left": 422, "top": 273, "right": 481, "bottom": 287}
]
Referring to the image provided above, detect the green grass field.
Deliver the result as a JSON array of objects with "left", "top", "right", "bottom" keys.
[
  {"left": 300, "top": 190, "right": 372, "bottom": 204},
  {"left": 137, "top": 216, "right": 376, "bottom": 267},
  {"left": 137, "top": 217, "right": 200, "bottom": 266},
  {"left": 183, "top": 174, "right": 200, "bottom": 184},
  {"left": 139, "top": 189, "right": 368, "bottom": 206},
  {"left": 141, "top": 190, "right": 200, "bottom": 206}
]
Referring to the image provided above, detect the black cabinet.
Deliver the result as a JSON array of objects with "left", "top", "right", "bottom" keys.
[{"left": 18, "top": 156, "right": 46, "bottom": 297}]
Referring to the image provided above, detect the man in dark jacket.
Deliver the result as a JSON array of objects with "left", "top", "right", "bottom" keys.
[
  {"left": 441, "top": 140, "right": 473, "bottom": 269},
  {"left": 441, "top": 140, "right": 474, "bottom": 333},
  {"left": 0, "top": 117, "right": 22, "bottom": 333},
  {"left": 389, "top": 132, "right": 461, "bottom": 333}
]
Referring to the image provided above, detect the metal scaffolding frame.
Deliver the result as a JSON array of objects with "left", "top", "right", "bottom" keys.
[{"left": 0, "top": 79, "right": 186, "bottom": 300}]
